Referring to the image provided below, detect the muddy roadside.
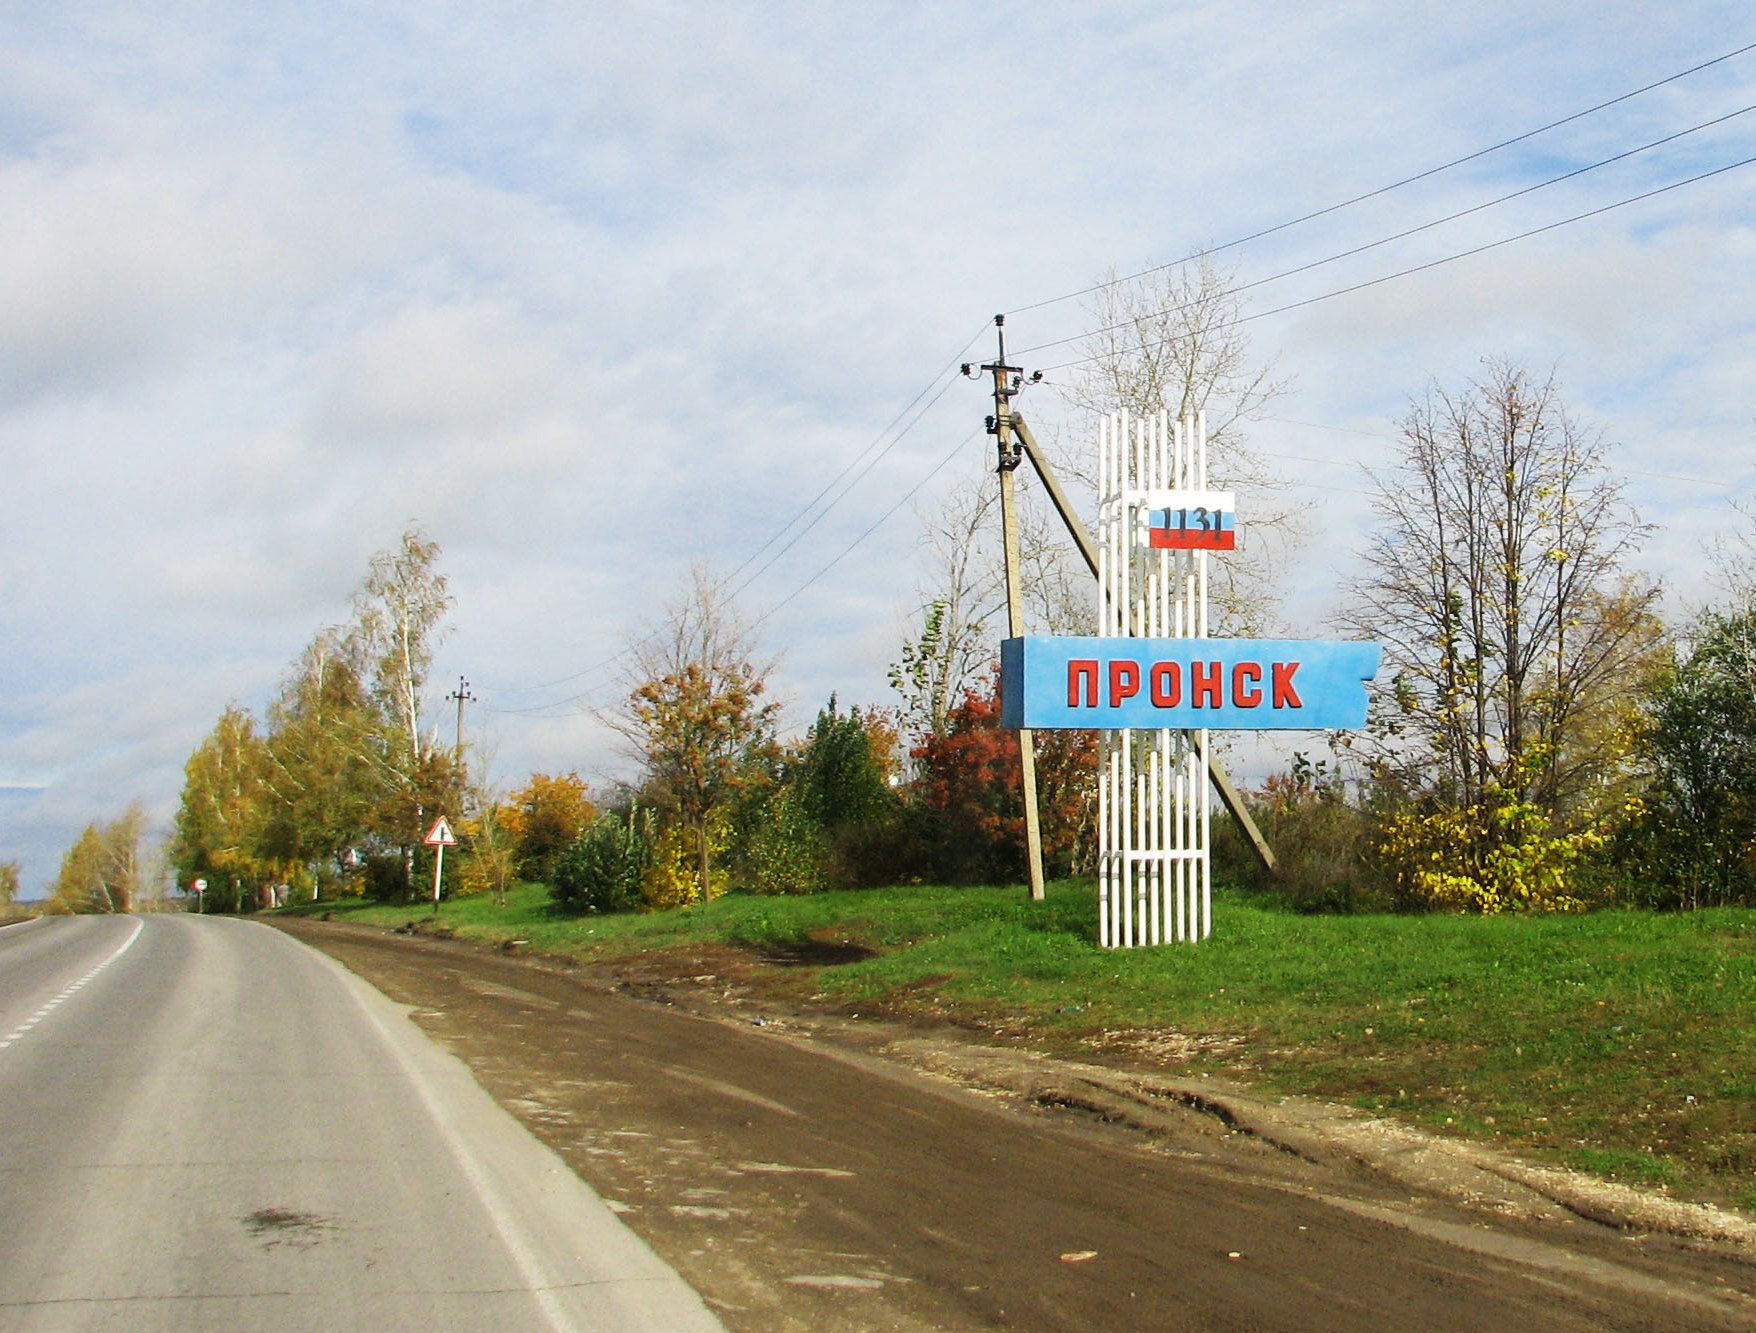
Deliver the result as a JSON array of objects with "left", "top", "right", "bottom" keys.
[{"left": 273, "top": 915, "right": 1756, "bottom": 1332}]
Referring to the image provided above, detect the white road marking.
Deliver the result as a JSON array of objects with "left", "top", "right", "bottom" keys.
[{"left": 0, "top": 917, "right": 144, "bottom": 1053}]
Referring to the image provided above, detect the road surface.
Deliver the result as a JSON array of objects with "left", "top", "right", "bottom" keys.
[{"left": 0, "top": 914, "right": 723, "bottom": 1331}]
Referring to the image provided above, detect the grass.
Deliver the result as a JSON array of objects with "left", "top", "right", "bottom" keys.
[{"left": 287, "top": 879, "right": 1756, "bottom": 1215}]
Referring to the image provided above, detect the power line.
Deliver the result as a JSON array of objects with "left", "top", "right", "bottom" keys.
[
  {"left": 724, "top": 367, "right": 967, "bottom": 604},
  {"left": 749, "top": 429, "right": 982, "bottom": 633},
  {"left": 1260, "top": 416, "right": 1756, "bottom": 491},
  {"left": 1005, "top": 40, "right": 1756, "bottom": 318},
  {"left": 491, "top": 142, "right": 1756, "bottom": 718},
  {"left": 720, "top": 324, "right": 990, "bottom": 590},
  {"left": 487, "top": 429, "right": 985, "bottom": 717},
  {"left": 480, "top": 323, "right": 988, "bottom": 701},
  {"left": 755, "top": 57, "right": 1756, "bottom": 616},
  {"left": 1034, "top": 152, "right": 1756, "bottom": 376},
  {"left": 1015, "top": 101, "right": 1756, "bottom": 362},
  {"left": 483, "top": 384, "right": 977, "bottom": 718}
]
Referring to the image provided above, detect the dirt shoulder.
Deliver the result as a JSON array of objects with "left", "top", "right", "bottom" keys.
[{"left": 273, "top": 915, "right": 1756, "bottom": 1332}]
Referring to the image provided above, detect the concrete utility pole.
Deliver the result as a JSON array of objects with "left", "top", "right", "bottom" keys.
[
  {"left": 982, "top": 316, "right": 1049, "bottom": 902},
  {"left": 446, "top": 676, "right": 476, "bottom": 770}
]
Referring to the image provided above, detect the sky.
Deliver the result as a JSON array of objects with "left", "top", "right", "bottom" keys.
[{"left": 3, "top": 3, "right": 1754, "bottom": 897}]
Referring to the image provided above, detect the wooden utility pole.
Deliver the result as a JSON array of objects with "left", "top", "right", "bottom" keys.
[{"left": 983, "top": 316, "right": 1048, "bottom": 902}]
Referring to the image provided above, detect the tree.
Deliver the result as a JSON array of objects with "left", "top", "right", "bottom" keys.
[
  {"left": 911, "top": 675, "right": 1095, "bottom": 884},
  {"left": 170, "top": 532, "right": 457, "bottom": 906},
  {"left": 458, "top": 790, "right": 518, "bottom": 906},
  {"left": 552, "top": 806, "right": 654, "bottom": 913},
  {"left": 500, "top": 771, "right": 598, "bottom": 884},
  {"left": 48, "top": 825, "right": 106, "bottom": 913},
  {"left": 349, "top": 527, "right": 454, "bottom": 894},
  {"left": 894, "top": 257, "right": 1294, "bottom": 798},
  {"left": 1347, "top": 360, "right": 1654, "bottom": 817},
  {"left": 737, "top": 697, "right": 906, "bottom": 894},
  {"left": 171, "top": 704, "right": 275, "bottom": 907},
  {"left": 1625, "top": 607, "right": 1756, "bottom": 907},
  {"left": 795, "top": 697, "right": 895, "bottom": 833},
  {"left": 611, "top": 566, "right": 778, "bottom": 901},
  {"left": 1345, "top": 361, "right": 1659, "bottom": 913},
  {"left": 48, "top": 806, "right": 150, "bottom": 914},
  {"left": 0, "top": 860, "right": 18, "bottom": 909},
  {"left": 1059, "top": 251, "right": 1299, "bottom": 634},
  {"left": 257, "top": 629, "right": 384, "bottom": 877},
  {"left": 353, "top": 527, "right": 453, "bottom": 779},
  {"left": 891, "top": 479, "right": 1003, "bottom": 742}
]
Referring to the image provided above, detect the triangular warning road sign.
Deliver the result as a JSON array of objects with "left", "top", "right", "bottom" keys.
[{"left": 423, "top": 815, "right": 458, "bottom": 847}]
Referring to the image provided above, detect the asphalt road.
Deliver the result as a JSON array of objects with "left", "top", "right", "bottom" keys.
[
  {"left": 278, "top": 918, "right": 1756, "bottom": 1333},
  {"left": 0, "top": 914, "right": 723, "bottom": 1332}
]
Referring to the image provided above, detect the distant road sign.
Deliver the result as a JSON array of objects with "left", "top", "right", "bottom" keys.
[{"left": 423, "top": 816, "right": 458, "bottom": 847}]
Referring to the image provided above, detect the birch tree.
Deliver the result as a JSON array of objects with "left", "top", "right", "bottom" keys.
[
  {"left": 49, "top": 805, "right": 150, "bottom": 913},
  {"left": 172, "top": 703, "right": 275, "bottom": 903},
  {"left": 1346, "top": 360, "right": 1655, "bottom": 817},
  {"left": 1059, "top": 251, "right": 1298, "bottom": 634},
  {"left": 350, "top": 526, "right": 455, "bottom": 893},
  {"left": 891, "top": 482, "right": 1002, "bottom": 740},
  {"left": 896, "top": 256, "right": 1294, "bottom": 744},
  {"left": 354, "top": 526, "right": 452, "bottom": 778}
]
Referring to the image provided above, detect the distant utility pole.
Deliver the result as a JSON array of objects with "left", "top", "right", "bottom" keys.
[
  {"left": 446, "top": 676, "right": 476, "bottom": 771},
  {"left": 980, "top": 316, "right": 1048, "bottom": 903}
]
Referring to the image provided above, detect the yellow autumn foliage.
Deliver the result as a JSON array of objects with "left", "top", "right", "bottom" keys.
[
  {"left": 1378, "top": 781, "right": 1604, "bottom": 914},
  {"left": 640, "top": 817, "right": 729, "bottom": 910}
]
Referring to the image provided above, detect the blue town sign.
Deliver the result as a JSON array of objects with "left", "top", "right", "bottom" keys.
[{"left": 1001, "top": 636, "right": 1381, "bottom": 731}]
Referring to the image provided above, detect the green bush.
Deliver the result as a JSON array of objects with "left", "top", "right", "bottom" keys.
[
  {"left": 552, "top": 808, "right": 652, "bottom": 914},
  {"left": 1216, "top": 760, "right": 1391, "bottom": 914},
  {"left": 1619, "top": 608, "right": 1756, "bottom": 909},
  {"left": 362, "top": 851, "right": 411, "bottom": 904},
  {"left": 738, "top": 785, "right": 829, "bottom": 895}
]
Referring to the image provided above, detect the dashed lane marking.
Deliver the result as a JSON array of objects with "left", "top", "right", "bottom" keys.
[{"left": 0, "top": 917, "right": 144, "bottom": 1053}]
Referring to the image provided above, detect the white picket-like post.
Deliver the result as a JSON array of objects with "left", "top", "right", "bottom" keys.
[{"left": 1097, "top": 409, "right": 1212, "bottom": 945}]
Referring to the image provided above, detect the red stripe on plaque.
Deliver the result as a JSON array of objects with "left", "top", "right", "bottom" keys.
[{"left": 1149, "top": 529, "right": 1237, "bottom": 550}]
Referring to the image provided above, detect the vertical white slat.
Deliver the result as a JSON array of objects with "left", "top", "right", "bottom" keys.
[
  {"left": 1141, "top": 739, "right": 1152, "bottom": 947},
  {"left": 1193, "top": 410, "right": 1210, "bottom": 939},
  {"left": 1198, "top": 729, "right": 1211, "bottom": 939},
  {"left": 1151, "top": 412, "right": 1165, "bottom": 944},
  {"left": 1120, "top": 728, "right": 1133, "bottom": 949},
  {"left": 1097, "top": 414, "right": 1108, "bottom": 947}
]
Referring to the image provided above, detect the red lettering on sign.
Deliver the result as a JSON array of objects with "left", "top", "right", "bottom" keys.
[
  {"left": 1109, "top": 659, "right": 1141, "bottom": 706},
  {"left": 1150, "top": 661, "right": 1181, "bottom": 707},
  {"left": 1192, "top": 661, "right": 1222, "bottom": 708},
  {"left": 1272, "top": 661, "right": 1302, "bottom": 708},
  {"left": 1232, "top": 662, "right": 1262, "bottom": 708},
  {"left": 1068, "top": 659, "right": 1098, "bottom": 707}
]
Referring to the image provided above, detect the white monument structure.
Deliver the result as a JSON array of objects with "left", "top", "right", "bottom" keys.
[{"left": 1096, "top": 410, "right": 1229, "bottom": 947}]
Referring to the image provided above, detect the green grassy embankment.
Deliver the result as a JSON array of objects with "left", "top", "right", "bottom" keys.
[{"left": 287, "top": 879, "right": 1756, "bottom": 1215}]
